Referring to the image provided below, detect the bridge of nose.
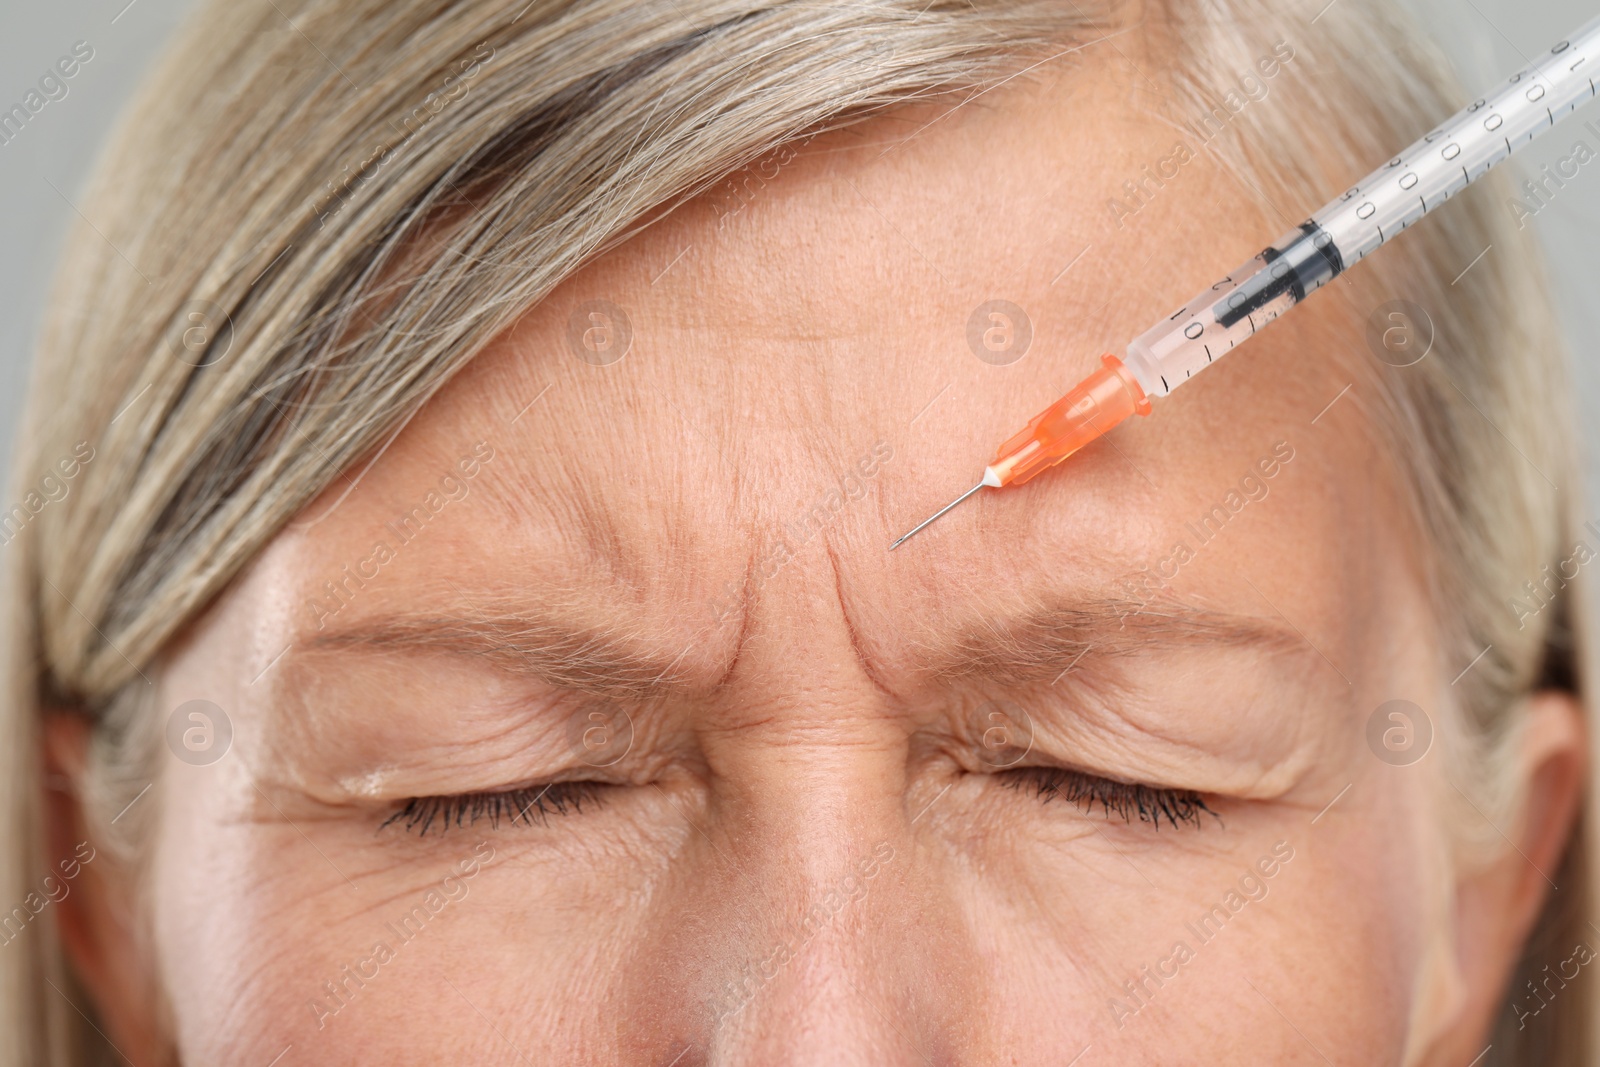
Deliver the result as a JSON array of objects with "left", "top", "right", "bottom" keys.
[{"left": 637, "top": 538, "right": 996, "bottom": 1065}]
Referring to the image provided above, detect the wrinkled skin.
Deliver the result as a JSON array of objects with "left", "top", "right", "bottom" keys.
[{"left": 47, "top": 39, "right": 1584, "bottom": 1067}]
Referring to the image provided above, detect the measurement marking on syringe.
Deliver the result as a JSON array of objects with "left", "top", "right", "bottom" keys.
[
  {"left": 893, "top": 11, "right": 1600, "bottom": 550},
  {"left": 1131, "top": 32, "right": 1597, "bottom": 413},
  {"left": 893, "top": 12, "right": 1600, "bottom": 525}
]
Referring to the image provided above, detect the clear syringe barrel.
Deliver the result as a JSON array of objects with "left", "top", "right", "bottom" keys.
[{"left": 1121, "top": 12, "right": 1600, "bottom": 398}]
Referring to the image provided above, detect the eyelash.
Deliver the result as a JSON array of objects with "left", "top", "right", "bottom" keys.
[
  {"left": 380, "top": 781, "right": 605, "bottom": 836},
  {"left": 383, "top": 770, "right": 1217, "bottom": 835},
  {"left": 1006, "top": 767, "right": 1219, "bottom": 830}
]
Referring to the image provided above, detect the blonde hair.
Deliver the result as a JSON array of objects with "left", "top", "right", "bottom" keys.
[{"left": 2, "top": 0, "right": 1587, "bottom": 1062}]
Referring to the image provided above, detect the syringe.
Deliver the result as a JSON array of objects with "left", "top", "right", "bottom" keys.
[{"left": 890, "top": 13, "right": 1600, "bottom": 550}]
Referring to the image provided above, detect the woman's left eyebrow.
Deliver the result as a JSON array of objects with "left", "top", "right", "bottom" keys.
[{"left": 911, "top": 597, "right": 1322, "bottom": 686}]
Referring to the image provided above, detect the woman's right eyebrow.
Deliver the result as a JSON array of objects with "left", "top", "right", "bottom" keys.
[{"left": 302, "top": 610, "right": 702, "bottom": 699}]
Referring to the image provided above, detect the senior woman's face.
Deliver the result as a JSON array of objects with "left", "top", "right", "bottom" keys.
[{"left": 61, "top": 47, "right": 1577, "bottom": 1067}]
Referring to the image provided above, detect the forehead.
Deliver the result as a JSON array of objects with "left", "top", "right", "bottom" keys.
[{"left": 265, "top": 48, "right": 1405, "bottom": 695}]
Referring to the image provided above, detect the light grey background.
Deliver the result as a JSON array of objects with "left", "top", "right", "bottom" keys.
[{"left": 1, "top": 0, "right": 1597, "bottom": 493}]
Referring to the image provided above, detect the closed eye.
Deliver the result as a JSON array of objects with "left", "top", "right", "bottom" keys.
[
  {"left": 381, "top": 769, "right": 1218, "bottom": 836},
  {"left": 380, "top": 781, "right": 606, "bottom": 836},
  {"left": 1003, "top": 766, "right": 1221, "bottom": 830}
]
